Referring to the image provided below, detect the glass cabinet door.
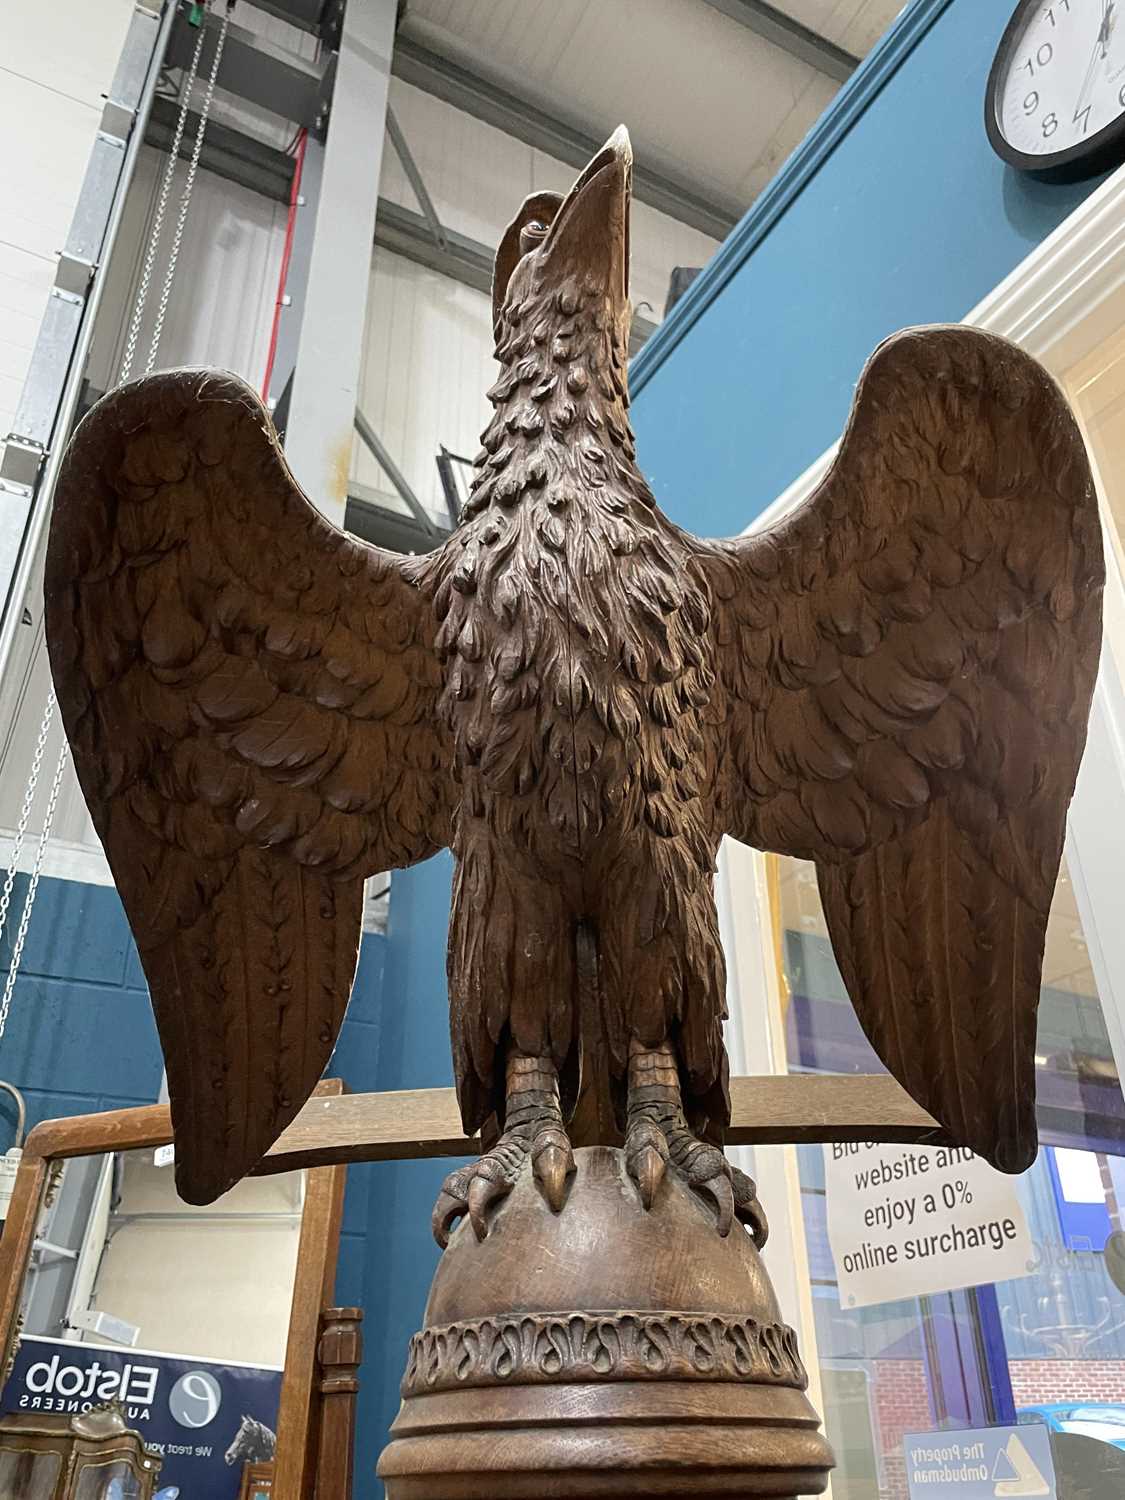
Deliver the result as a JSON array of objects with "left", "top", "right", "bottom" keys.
[
  {"left": 0, "top": 1449, "right": 62, "bottom": 1500},
  {"left": 73, "top": 1458, "right": 144, "bottom": 1500}
]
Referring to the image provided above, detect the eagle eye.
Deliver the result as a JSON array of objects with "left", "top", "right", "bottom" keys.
[{"left": 519, "top": 218, "right": 550, "bottom": 253}]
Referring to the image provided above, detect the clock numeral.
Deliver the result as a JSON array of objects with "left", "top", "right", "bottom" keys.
[
  {"left": 1119, "top": 82, "right": 1125, "bottom": 109},
  {"left": 1073, "top": 104, "right": 1092, "bottom": 135},
  {"left": 1022, "top": 42, "right": 1053, "bottom": 77},
  {"left": 1042, "top": 112, "right": 1059, "bottom": 138},
  {"left": 1045, "top": 0, "right": 1071, "bottom": 24},
  {"left": 1024, "top": 90, "right": 1039, "bottom": 115}
]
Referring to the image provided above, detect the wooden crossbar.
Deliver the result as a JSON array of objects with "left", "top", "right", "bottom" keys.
[
  {"left": 19, "top": 1075, "right": 944, "bottom": 1175},
  {"left": 250, "top": 1074, "right": 944, "bottom": 1174}
]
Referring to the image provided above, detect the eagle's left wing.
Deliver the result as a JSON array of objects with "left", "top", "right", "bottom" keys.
[
  {"left": 45, "top": 370, "right": 451, "bottom": 1201},
  {"left": 694, "top": 326, "right": 1103, "bottom": 1173}
]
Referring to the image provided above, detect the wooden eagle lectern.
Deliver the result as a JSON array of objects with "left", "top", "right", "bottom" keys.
[{"left": 45, "top": 123, "right": 1103, "bottom": 1498}]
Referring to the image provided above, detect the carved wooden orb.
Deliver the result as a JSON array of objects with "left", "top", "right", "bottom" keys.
[{"left": 378, "top": 1147, "right": 833, "bottom": 1498}]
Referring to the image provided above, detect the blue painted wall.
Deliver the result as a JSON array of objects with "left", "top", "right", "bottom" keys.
[
  {"left": 0, "top": 875, "right": 164, "bottom": 1143},
  {"left": 629, "top": 0, "right": 1104, "bottom": 535},
  {"left": 329, "top": 850, "right": 456, "bottom": 1494}
]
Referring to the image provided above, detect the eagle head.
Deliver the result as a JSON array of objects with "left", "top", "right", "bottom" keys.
[
  {"left": 491, "top": 125, "right": 632, "bottom": 360},
  {"left": 462, "top": 127, "right": 641, "bottom": 525}
]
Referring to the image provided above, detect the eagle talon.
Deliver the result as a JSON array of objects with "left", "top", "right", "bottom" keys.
[
  {"left": 697, "top": 1171, "right": 735, "bottom": 1238},
  {"left": 431, "top": 1052, "right": 572, "bottom": 1246},
  {"left": 625, "top": 1041, "right": 751, "bottom": 1237},
  {"left": 732, "top": 1165, "right": 768, "bottom": 1249},
  {"left": 432, "top": 1186, "right": 471, "bottom": 1249},
  {"left": 532, "top": 1127, "right": 574, "bottom": 1211},
  {"left": 468, "top": 1173, "right": 510, "bottom": 1240},
  {"left": 625, "top": 1118, "right": 669, "bottom": 1209}
]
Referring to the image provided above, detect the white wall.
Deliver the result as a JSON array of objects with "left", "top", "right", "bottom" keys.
[
  {"left": 354, "top": 250, "right": 494, "bottom": 526},
  {"left": 0, "top": 0, "right": 137, "bottom": 454},
  {"left": 86, "top": 145, "right": 288, "bottom": 396}
]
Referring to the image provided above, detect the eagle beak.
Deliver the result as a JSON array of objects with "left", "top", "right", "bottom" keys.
[{"left": 543, "top": 124, "right": 632, "bottom": 313}]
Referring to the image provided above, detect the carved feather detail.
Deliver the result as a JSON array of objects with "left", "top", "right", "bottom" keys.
[
  {"left": 46, "top": 148, "right": 1103, "bottom": 1203},
  {"left": 697, "top": 326, "right": 1103, "bottom": 1171},
  {"left": 45, "top": 371, "right": 451, "bottom": 1202}
]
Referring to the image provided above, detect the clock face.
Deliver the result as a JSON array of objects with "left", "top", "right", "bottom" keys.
[{"left": 988, "top": 1, "right": 1125, "bottom": 173}]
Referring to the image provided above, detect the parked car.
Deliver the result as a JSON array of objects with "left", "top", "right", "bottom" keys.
[{"left": 1017, "top": 1403, "right": 1125, "bottom": 1452}]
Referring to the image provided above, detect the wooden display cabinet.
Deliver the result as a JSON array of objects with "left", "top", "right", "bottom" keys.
[{"left": 0, "top": 1404, "right": 162, "bottom": 1499}]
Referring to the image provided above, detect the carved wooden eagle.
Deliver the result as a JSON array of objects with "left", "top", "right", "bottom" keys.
[{"left": 45, "top": 128, "right": 1103, "bottom": 1244}]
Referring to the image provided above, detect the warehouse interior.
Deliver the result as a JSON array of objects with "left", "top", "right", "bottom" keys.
[{"left": 3, "top": 2, "right": 1125, "bottom": 1498}]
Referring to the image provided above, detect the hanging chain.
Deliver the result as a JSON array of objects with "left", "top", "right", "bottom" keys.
[
  {"left": 0, "top": 691, "right": 57, "bottom": 958},
  {"left": 0, "top": 7, "right": 230, "bottom": 1049},
  {"left": 0, "top": 732, "right": 68, "bottom": 1049},
  {"left": 144, "top": 3, "right": 231, "bottom": 375},
  {"left": 118, "top": 11, "right": 208, "bottom": 384}
]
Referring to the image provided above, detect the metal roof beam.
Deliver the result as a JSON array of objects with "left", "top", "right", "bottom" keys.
[
  {"left": 375, "top": 200, "right": 493, "bottom": 294},
  {"left": 247, "top": 0, "right": 331, "bottom": 36},
  {"left": 698, "top": 0, "right": 859, "bottom": 84},
  {"left": 386, "top": 106, "right": 449, "bottom": 251},
  {"left": 390, "top": 34, "right": 739, "bottom": 241},
  {"left": 165, "top": 8, "right": 326, "bottom": 125},
  {"left": 146, "top": 95, "right": 296, "bottom": 200}
]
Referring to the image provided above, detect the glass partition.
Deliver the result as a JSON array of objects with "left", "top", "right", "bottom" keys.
[{"left": 770, "top": 848, "right": 1125, "bottom": 1498}]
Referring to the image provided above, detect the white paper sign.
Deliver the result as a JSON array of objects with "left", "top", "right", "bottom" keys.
[{"left": 822, "top": 1142, "right": 1034, "bottom": 1309}]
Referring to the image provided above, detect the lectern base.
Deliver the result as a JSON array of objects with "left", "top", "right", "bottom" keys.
[{"left": 378, "top": 1147, "right": 833, "bottom": 1500}]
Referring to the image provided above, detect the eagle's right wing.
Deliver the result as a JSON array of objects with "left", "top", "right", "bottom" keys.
[
  {"left": 46, "top": 371, "right": 451, "bottom": 1201},
  {"left": 696, "top": 327, "right": 1103, "bottom": 1174}
]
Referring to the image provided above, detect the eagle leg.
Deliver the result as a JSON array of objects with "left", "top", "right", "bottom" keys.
[
  {"left": 431, "top": 1052, "right": 575, "bottom": 1248},
  {"left": 625, "top": 1041, "right": 767, "bottom": 1246}
]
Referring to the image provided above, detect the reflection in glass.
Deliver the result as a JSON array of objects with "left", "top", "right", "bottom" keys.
[
  {"left": 769, "top": 850, "right": 1125, "bottom": 1499},
  {"left": 18, "top": 1151, "right": 304, "bottom": 1366},
  {"left": 74, "top": 1460, "right": 143, "bottom": 1500},
  {"left": 0, "top": 1449, "right": 62, "bottom": 1500}
]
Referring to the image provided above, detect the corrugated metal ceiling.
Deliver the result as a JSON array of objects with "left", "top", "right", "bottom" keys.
[{"left": 400, "top": 0, "right": 906, "bottom": 213}]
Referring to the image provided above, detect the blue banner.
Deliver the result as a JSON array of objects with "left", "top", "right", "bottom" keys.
[{"left": 1, "top": 1334, "right": 282, "bottom": 1499}]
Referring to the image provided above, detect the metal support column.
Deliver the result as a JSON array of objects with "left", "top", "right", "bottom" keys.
[
  {"left": 282, "top": 0, "right": 397, "bottom": 525},
  {"left": 0, "top": 0, "right": 173, "bottom": 693}
]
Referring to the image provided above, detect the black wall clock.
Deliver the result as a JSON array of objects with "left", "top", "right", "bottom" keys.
[{"left": 986, "top": 1, "right": 1125, "bottom": 178}]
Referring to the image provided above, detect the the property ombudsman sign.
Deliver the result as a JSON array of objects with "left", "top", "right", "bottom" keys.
[{"left": 904, "top": 1424, "right": 1057, "bottom": 1497}]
